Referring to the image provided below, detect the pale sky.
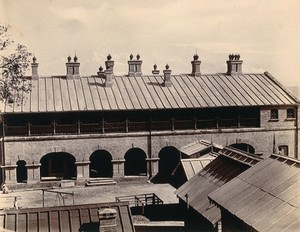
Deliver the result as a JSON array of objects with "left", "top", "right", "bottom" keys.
[{"left": 1, "top": 0, "right": 300, "bottom": 89}]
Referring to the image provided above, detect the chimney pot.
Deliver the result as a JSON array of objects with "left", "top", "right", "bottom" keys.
[
  {"left": 226, "top": 53, "right": 243, "bottom": 76},
  {"left": 107, "top": 54, "right": 112, "bottom": 61},
  {"left": 191, "top": 54, "right": 201, "bottom": 77},
  {"left": 163, "top": 64, "right": 172, "bottom": 87},
  {"left": 152, "top": 64, "right": 160, "bottom": 75},
  {"left": 128, "top": 54, "right": 142, "bottom": 77},
  {"left": 66, "top": 55, "right": 80, "bottom": 78},
  {"left": 31, "top": 56, "right": 39, "bottom": 79},
  {"left": 105, "top": 56, "right": 114, "bottom": 87}
]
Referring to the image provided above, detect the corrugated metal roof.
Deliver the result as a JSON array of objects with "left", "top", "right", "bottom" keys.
[
  {"left": 179, "top": 140, "right": 223, "bottom": 157},
  {"left": 175, "top": 146, "right": 260, "bottom": 226},
  {"left": 181, "top": 154, "right": 217, "bottom": 180},
  {"left": 209, "top": 154, "right": 300, "bottom": 232},
  {"left": 3, "top": 72, "right": 298, "bottom": 113},
  {"left": 0, "top": 201, "right": 135, "bottom": 232}
]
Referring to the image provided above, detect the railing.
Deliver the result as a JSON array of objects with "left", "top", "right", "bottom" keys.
[
  {"left": 116, "top": 193, "right": 164, "bottom": 207},
  {"left": 4, "top": 117, "right": 260, "bottom": 137}
]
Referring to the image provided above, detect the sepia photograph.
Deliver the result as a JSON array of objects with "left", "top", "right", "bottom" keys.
[{"left": 0, "top": 0, "right": 299, "bottom": 231}]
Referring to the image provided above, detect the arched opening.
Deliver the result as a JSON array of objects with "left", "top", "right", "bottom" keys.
[
  {"left": 89, "top": 150, "right": 113, "bottom": 178},
  {"left": 124, "top": 148, "right": 147, "bottom": 176},
  {"left": 158, "top": 146, "right": 180, "bottom": 183},
  {"left": 229, "top": 143, "right": 255, "bottom": 154},
  {"left": 40, "top": 152, "right": 76, "bottom": 180},
  {"left": 16, "top": 160, "right": 27, "bottom": 183}
]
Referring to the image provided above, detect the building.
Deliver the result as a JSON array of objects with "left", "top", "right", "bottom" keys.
[
  {"left": 0, "top": 53, "right": 299, "bottom": 188},
  {"left": 208, "top": 153, "right": 300, "bottom": 232},
  {"left": 175, "top": 146, "right": 263, "bottom": 231}
]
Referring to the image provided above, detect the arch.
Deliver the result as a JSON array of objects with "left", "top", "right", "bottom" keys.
[
  {"left": 158, "top": 146, "right": 180, "bottom": 182},
  {"left": 16, "top": 160, "right": 27, "bottom": 183},
  {"left": 89, "top": 150, "right": 113, "bottom": 178},
  {"left": 40, "top": 152, "right": 76, "bottom": 179},
  {"left": 124, "top": 148, "right": 147, "bottom": 176},
  {"left": 229, "top": 143, "right": 255, "bottom": 154}
]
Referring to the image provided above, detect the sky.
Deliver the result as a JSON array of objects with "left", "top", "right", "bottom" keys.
[{"left": 1, "top": 0, "right": 300, "bottom": 90}]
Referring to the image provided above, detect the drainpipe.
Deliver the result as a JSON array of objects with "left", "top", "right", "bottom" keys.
[
  {"left": 1, "top": 114, "right": 5, "bottom": 184},
  {"left": 295, "top": 105, "right": 299, "bottom": 159}
]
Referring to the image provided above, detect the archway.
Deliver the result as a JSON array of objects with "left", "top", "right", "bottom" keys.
[
  {"left": 16, "top": 160, "right": 27, "bottom": 183},
  {"left": 124, "top": 148, "right": 147, "bottom": 176},
  {"left": 158, "top": 146, "right": 180, "bottom": 182},
  {"left": 229, "top": 143, "right": 255, "bottom": 154},
  {"left": 40, "top": 152, "right": 76, "bottom": 179},
  {"left": 89, "top": 150, "right": 113, "bottom": 178}
]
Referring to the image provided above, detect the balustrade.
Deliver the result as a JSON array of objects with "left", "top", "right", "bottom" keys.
[{"left": 3, "top": 116, "right": 260, "bottom": 136}]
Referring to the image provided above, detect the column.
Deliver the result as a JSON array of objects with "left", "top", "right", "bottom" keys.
[
  {"left": 146, "top": 157, "right": 160, "bottom": 177},
  {"left": 75, "top": 161, "right": 90, "bottom": 184},
  {"left": 1, "top": 164, "right": 17, "bottom": 184},
  {"left": 25, "top": 163, "right": 41, "bottom": 184},
  {"left": 111, "top": 159, "right": 125, "bottom": 178}
]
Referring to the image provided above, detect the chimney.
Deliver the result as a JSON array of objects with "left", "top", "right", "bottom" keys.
[
  {"left": 128, "top": 54, "right": 142, "bottom": 77},
  {"left": 163, "top": 64, "right": 172, "bottom": 87},
  {"left": 97, "top": 66, "right": 105, "bottom": 77},
  {"left": 226, "top": 54, "right": 243, "bottom": 75},
  {"left": 66, "top": 55, "right": 80, "bottom": 78},
  {"left": 152, "top": 64, "right": 160, "bottom": 75},
  {"left": 104, "top": 54, "right": 114, "bottom": 87},
  {"left": 98, "top": 208, "right": 117, "bottom": 232},
  {"left": 31, "top": 56, "right": 39, "bottom": 79},
  {"left": 191, "top": 54, "right": 201, "bottom": 77}
]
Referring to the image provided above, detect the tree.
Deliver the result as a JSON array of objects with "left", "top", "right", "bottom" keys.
[{"left": 0, "top": 25, "right": 32, "bottom": 104}]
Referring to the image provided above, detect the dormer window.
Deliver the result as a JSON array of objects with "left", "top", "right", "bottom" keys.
[
  {"left": 287, "top": 108, "right": 295, "bottom": 119},
  {"left": 270, "top": 109, "right": 278, "bottom": 120}
]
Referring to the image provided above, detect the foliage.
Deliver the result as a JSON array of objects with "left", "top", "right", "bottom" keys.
[{"left": 0, "top": 25, "right": 32, "bottom": 103}]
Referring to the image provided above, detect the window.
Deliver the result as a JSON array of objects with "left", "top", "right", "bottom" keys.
[
  {"left": 278, "top": 145, "right": 288, "bottom": 156},
  {"left": 287, "top": 108, "right": 295, "bottom": 119},
  {"left": 270, "top": 109, "right": 278, "bottom": 120}
]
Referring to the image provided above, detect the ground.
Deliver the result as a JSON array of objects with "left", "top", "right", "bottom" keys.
[{"left": 0, "top": 180, "right": 178, "bottom": 209}]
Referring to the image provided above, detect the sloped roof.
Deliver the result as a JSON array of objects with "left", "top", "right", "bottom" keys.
[
  {"left": 175, "top": 146, "right": 262, "bottom": 226},
  {"left": 2, "top": 72, "right": 298, "bottom": 113},
  {"left": 181, "top": 154, "right": 217, "bottom": 180},
  {"left": 180, "top": 140, "right": 223, "bottom": 157},
  {"left": 0, "top": 201, "right": 135, "bottom": 232},
  {"left": 209, "top": 154, "right": 300, "bottom": 232}
]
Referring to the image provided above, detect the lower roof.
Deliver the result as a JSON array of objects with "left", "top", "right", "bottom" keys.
[
  {"left": 175, "top": 146, "right": 261, "bottom": 226},
  {"left": 0, "top": 201, "right": 134, "bottom": 232},
  {"left": 2, "top": 72, "right": 298, "bottom": 114},
  {"left": 209, "top": 154, "right": 300, "bottom": 232}
]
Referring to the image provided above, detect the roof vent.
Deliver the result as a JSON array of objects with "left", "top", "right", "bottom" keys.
[
  {"left": 128, "top": 54, "right": 142, "bottom": 77},
  {"left": 152, "top": 64, "right": 160, "bottom": 75},
  {"left": 104, "top": 54, "right": 114, "bottom": 87},
  {"left": 66, "top": 55, "right": 80, "bottom": 79},
  {"left": 191, "top": 54, "right": 201, "bottom": 77},
  {"left": 163, "top": 64, "right": 172, "bottom": 87},
  {"left": 226, "top": 54, "right": 243, "bottom": 76},
  {"left": 31, "top": 56, "right": 39, "bottom": 79}
]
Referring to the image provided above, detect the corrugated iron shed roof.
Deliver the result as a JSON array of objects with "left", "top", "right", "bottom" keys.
[
  {"left": 209, "top": 154, "right": 300, "bottom": 232},
  {"left": 0, "top": 201, "right": 135, "bottom": 232},
  {"left": 175, "top": 146, "right": 261, "bottom": 226},
  {"left": 181, "top": 154, "right": 217, "bottom": 180},
  {"left": 179, "top": 140, "right": 223, "bottom": 157},
  {"left": 2, "top": 72, "right": 298, "bottom": 114}
]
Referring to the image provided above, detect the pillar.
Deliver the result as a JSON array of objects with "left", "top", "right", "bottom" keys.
[
  {"left": 25, "top": 163, "right": 41, "bottom": 184},
  {"left": 111, "top": 159, "right": 125, "bottom": 178},
  {"left": 146, "top": 157, "right": 160, "bottom": 177},
  {"left": 75, "top": 161, "right": 90, "bottom": 184},
  {"left": 1, "top": 164, "right": 17, "bottom": 184}
]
